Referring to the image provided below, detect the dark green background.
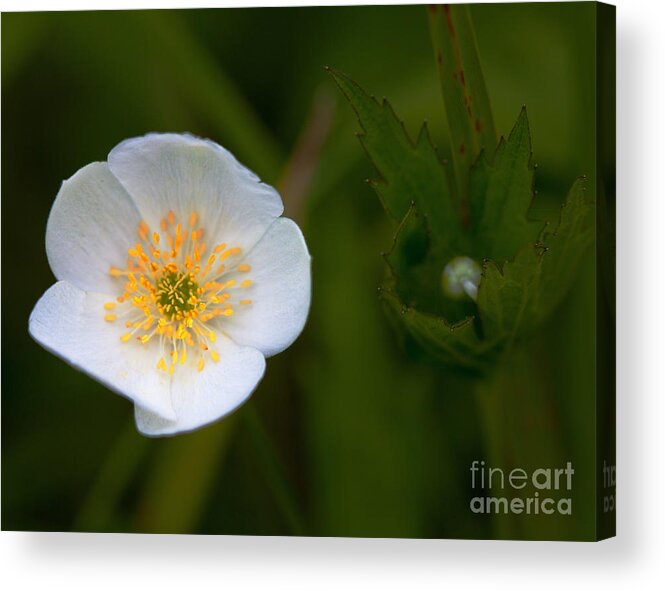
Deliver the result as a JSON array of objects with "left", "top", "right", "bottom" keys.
[{"left": 2, "top": 3, "right": 598, "bottom": 537}]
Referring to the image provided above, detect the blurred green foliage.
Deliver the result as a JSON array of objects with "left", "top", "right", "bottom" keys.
[{"left": 2, "top": 4, "right": 597, "bottom": 538}]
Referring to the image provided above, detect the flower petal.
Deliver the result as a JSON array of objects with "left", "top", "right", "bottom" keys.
[
  {"left": 224, "top": 218, "right": 311, "bottom": 357},
  {"left": 107, "top": 133, "right": 283, "bottom": 253},
  {"left": 46, "top": 162, "right": 143, "bottom": 294},
  {"left": 29, "top": 281, "right": 175, "bottom": 420},
  {"left": 134, "top": 337, "right": 265, "bottom": 436}
]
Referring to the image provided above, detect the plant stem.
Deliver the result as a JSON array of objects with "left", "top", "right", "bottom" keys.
[
  {"left": 74, "top": 421, "right": 149, "bottom": 531},
  {"left": 133, "top": 416, "right": 237, "bottom": 534},
  {"left": 243, "top": 404, "right": 307, "bottom": 536},
  {"left": 474, "top": 346, "right": 573, "bottom": 540}
]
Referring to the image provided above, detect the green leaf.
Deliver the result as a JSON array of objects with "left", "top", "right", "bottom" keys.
[
  {"left": 384, "top": 203, "right": 473, "bottom": 321},
  {"left": 380, "top": 288, "right": 493, "bottom": 373},
  {"left": 331, "top": 64, "right": 593, "bottom": 371},
  {"left": 535, "top": 177, "right": 595, "bottom": 322},
  {"left": 381, "top": 206, "right": 496, "bottom": 372},
  {"left": 383, "top": 204, "right": 433, "bottom": 307},
  {"left": 477, "top": 177, "right": 594, "bottom": 345},
  {"left": 328, "top": 67, "right": 464, "bottom": 261},
  {"left": 373, "top": 158, "right": 593, "bottom": 372},
  {"left": 428, "top": 4, "right": 497, "bottom": 207},
  {"left": 476, "top": 245, "right": 543, "bottom": 348},
  {"left": 469, "top": 108, "right": 545, "bottom": 262}
]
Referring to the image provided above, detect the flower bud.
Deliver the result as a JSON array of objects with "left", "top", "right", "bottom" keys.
[{"left": 441, "top": 256, "right": 481, "bottom": 301}]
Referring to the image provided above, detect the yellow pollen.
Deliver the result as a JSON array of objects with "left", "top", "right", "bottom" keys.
[
  {"left": 108, "top": 212, "right": 253, "bottom": 375},
  {"left": 240, "top": 299, "right": 252, "bottom": 305}
]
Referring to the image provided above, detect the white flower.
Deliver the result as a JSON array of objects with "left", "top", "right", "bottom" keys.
[{"left": 29, "top": 133, "right": 311, "bottom": 436}]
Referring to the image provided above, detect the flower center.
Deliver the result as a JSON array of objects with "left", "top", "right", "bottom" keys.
[
  {"left": 156, "top": 270, "right": 199, "bottom": 319},
  {"left": 103, "top": 210, "right": 254, "bottom": 374}
]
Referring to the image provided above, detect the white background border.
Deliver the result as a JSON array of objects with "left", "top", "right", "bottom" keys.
[{"left": 2, "top": 0, "right": 663, "bottom": 588}]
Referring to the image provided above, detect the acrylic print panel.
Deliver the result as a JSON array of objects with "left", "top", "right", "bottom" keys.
[{"left": 1, "top": 2, "right": 615, "bottom": 540}]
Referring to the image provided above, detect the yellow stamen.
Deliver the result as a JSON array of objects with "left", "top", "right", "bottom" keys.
[
  {"left": 109, "top": 214, "right": 253, "bottom": 375},
  {"left": 219, "top": 247, "right": 241, "bottom": 261},
  {"left": 138, "top": 221, "right": 149, "bottom": 241}
]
